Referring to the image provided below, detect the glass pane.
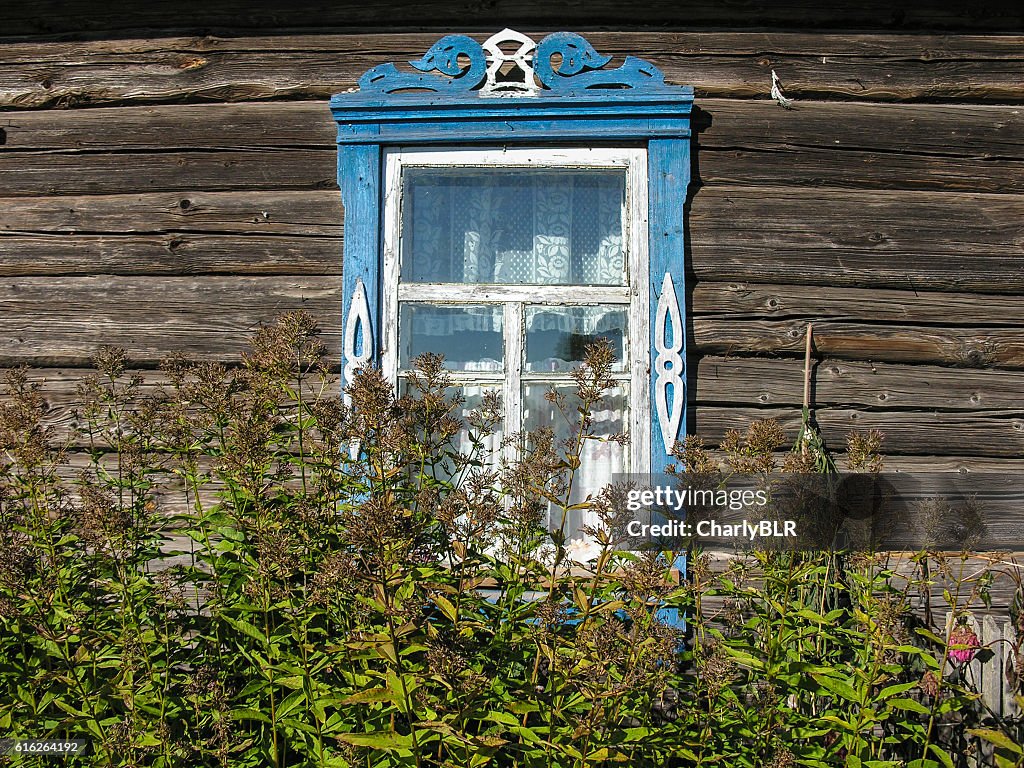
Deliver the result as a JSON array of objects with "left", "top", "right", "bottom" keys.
[
  {"left": 401, "top": 167, "right": 626, "bottom": 285},
  {"left": 522, "top": 383, "right": 627, "bottom": 543},
  {"left": 525, "top": 306, "right": 627, "bottom": 373},
  {"left": 399, "top": 304, "right": 503, "bottom": 372}
]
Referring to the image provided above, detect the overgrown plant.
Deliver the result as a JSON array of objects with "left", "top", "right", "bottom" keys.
[{"left": 0, "top": 312, "right": 1020, "bottom": 767}]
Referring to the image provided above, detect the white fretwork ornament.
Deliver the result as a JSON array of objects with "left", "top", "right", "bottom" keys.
[
  {"left": 343, "top": 279, "right": 372, "bottom": 459},
  {"left": 480, "top": 28, "right": 539, "bottom": 96},
  {"left": 343, "top": 278, "right": 372, "bottom": 396},
  {"left": 654, "top": 272, "right": 684, "bottom": 454}
]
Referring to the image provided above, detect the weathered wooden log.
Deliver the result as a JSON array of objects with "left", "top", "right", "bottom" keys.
[
  {"left": 0, "top": 149, "right": 337, "bottom": 196},
  {"left": 693, "top": 320, "right": 1024, "bottom": 369},
  {"left": 691, "top": 406, "right": 1024, "bottom": 457},
  {"left": 2, "top": 186, "right": 1021, "bottom": 294},
  {"left": 692, "top": 282, "right": 1024, "bottom": 325},
  {"left": 4, "top": 1, "right": 1021, "bottom": 36},
  {"left": 1, "top": 31, "right": 1022, "bottom": 110},
  {"left": 0, "top": 276, "right": 343, "bottom": 367},
  {"left": 693, "top": 356, "right": 1024, "bottom": 411}
]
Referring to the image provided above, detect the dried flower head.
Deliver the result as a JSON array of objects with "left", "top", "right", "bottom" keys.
[
  {"left": 93, "top": 345, "right": 128, "bottom": 380},
  {"left": 671, "top": 435, "right": 720, "bottom": 475},
  {"left": 766, "top": 747, "right": 797, "bottom": 768},
  {"left": 75, "top": 479, "right": 134, "bottom": 555},
  {"left": 310, "top": 552, "right": 360, "bottom": 607},
  {"left": 244, "top": 311, "right": 327, "bottom": 381},
  {"left": 920, "top": 669, "right": 941, "bottom": 698},
  {"left": 914, "top": 496, "right": 987, "bottom": 551},
  {"left": 695, "top": 641, "right": 736, "bottom": 697},
  {"left": 721, "top": 419, "right": 786, "bottom": 474},
  {"left": 845, "top": 429, "right": 885, "bottom": 473}
]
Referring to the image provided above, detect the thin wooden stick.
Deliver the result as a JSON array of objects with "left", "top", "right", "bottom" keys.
[{"left": 803, "top": 323, "right": 813, "bottom": 411}]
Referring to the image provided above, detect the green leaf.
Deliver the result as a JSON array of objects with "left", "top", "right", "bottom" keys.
[
  {"left": 52, "top": 699, "right": 85, "bottom": 718},
  {"left": 723, "top": 647, "right": 764, "bottom": 671},
  {"left": 818, "top": 715, "right": 856, "bottom": 733},
  {"left": 586, "top": 747, "right": 626, "bottom": 762},
  {"left": 969, "top": 728, "right": 1024, "bottom": 755},
  {"left": 473, "top": 735, "right": 509, "bottom": 749},
  {"left": 434, "top": 595, "right": 459, "bottom": 622},
  {"left": 928, "top": 744, "right": 955, "bottom": 768},
  {"left": 337, "top": 730, "right": 414, "bottom": 751},
  {"left": 342, "top": 687, "right": 398, "bottom": 705},
  {"left": 877, "top": 681, "right": 920, "bottom": 700},
  {"left": 811, "top": 673, "right": 859, "bottom": 703},
  {"left": 276, "top": 689, "right": 306, "bottom": 720},
  {"left": 223, "top": 615, "right": 269, "bottom": 644},
  {"left": 485, "top": 711, "right": 520, "bottom": 727},
  {"left": 233, "top": 708, "right": 271, "bottom": 724},
  {"left": 887, "top": 698, "right": 930, "bottom": 715},
  {"left": 376, "top": 642, "right": 398, "bottom": 665}
]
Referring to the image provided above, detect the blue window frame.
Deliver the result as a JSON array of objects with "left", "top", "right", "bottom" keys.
[{"left": 330, "top": 29, "right": 693, "bottom": 489}]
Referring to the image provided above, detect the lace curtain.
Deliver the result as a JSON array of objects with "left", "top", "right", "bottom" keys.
[{"left": 404, "top": 168, "right": 626, "bottom": 289}]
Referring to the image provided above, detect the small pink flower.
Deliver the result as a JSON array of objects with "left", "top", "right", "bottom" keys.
[{"left": 948, "top": 623, "right": 980, "bottom": 664}]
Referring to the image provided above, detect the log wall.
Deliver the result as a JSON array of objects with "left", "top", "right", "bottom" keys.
[{"left": 1, "top": 5, "right": 1022, "bottom": 506}]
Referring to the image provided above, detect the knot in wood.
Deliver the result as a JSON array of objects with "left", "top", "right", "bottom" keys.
[
  {"left": 178, "top": 56, "right": 208, "bottom": 71},
  {"left": 963, "top": 349, "right": 987, "bottom": 367}
]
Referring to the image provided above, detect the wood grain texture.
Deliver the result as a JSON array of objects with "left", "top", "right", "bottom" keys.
[
  {"left": 2, "top": 186, "right": 1021, "bottom": 292},
  {"left": 0, "top": 190, "right": 342, "bottom": 235},
  {"left": 3, "top": 276, "right": 1022, "bottom": 369},
  {"left": 0, "top": 149, "right": 336, "bottom": 196},
  {"left": 694, "top": 356, "right": 1024, "bottom": 411},
  {"left": 1, "top": 31, "right": 1022, "bottom": 110},
  {"left": 0, "top": 191, "right": 343, "bottom": 275},
  {"left": 0, "top": 233, "right": 343, "bottom": 276},
  {"left": 3, "top": 1, "right": 1020, "bottom": 36},
  {"left": 689, "top": 187, "right": 1024, "bottom": 293},
  {"left": 693, "top": 320, "right": 1024, "bottom": 368},
  {"left": 5, "top": 98, "right": 1019, "bottom": 157},
  {"left": 0, "top": 101, "right": 335, "bottom": 150},
  {"left": 3, "top": 99, "right": 1021, "bottom": 195},
  {"left": 696, "top": 99, "right": 1024, "bottom": 193},
  {"left": 692, "top": 282, "right": 1024, "bottom": 325},
  {"left": 0, "top": 276, "right": 342, "bottom": 366},
  {"left": 690, "top": 406, "right": 1024, "bottom": 457}
]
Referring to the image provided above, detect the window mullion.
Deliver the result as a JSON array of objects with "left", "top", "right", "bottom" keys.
[
  {"left": 503, "top": 301, "right": 524, "bottom": 464},
  {"left": 628, "top": 148, "right": 652, "bottom": 477}
]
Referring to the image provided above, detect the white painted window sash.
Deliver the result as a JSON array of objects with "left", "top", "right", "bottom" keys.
[
  {"left": 381, "top": 145, "right": 650, "bottom": 484},
  {"left": 398, "top": 284, "right": 630, "bottom": 304}
]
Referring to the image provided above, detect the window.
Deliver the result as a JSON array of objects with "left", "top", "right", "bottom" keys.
[
  {"left": 381, "top": 147, "right": 650, "bottom": 532},
  {"left": 331, "top": 29, "right": 693, "bottom": 541}
]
